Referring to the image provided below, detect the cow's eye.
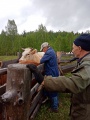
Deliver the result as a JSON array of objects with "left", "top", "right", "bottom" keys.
[{"left": 25, "top": 54, "right": 29, "bottom": 57}]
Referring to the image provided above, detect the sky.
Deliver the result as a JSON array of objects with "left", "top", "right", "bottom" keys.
[{"left": 0, "top": 0, "right": 90, "bottom": 34}]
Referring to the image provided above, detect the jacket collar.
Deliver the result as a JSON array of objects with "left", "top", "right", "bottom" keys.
[{"left": 78, "top": 52, "right": 90, "bottom": 63}]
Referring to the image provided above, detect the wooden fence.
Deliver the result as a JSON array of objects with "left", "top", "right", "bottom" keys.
[{"left": 0, "top": 53, "right": 76, "bottom": 120}]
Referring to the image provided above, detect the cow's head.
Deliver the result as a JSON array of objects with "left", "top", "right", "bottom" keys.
[
  {"left": 20, "top": 48, "right": 37, "bottom": 60},
  {"left": 19, "top": 48, "right": 44, "bottom": 65}
]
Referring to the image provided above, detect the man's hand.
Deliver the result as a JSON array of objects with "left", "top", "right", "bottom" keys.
[
  {"left": 37, "top": 81, "right": 44, "bottom": 92},
  {"left": 26, "top": 64, "right": 44, "bottom": 84},
  {"left": 26, "top": 64, "right": 38, "bottom": 73}
]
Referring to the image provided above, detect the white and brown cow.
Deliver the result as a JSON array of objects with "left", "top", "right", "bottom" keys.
[{"left": 19, "top": 48, "right": 44, "bottom": 65}]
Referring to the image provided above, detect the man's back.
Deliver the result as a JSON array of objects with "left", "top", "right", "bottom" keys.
[{"left": 40, "top": 47, "right": 59, "bottom": 77}]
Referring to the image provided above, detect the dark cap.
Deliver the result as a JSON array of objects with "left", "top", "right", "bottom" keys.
[{"left": 74, "top": 34, "right": 90, "bottom": 51}]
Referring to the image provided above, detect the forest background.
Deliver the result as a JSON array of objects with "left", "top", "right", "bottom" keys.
[{"left": 0, "top": 19, "right": 87, "bottom": 56}]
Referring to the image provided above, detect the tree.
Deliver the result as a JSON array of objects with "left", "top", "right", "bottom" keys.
[
  {"left": 5, "top": 19, "right": 18, "bottom": 35},
  {"left": 36, "top": 24, "right": 48, "bottom": 43},
  {"left": 37, "top": 24, "right": 47, "bottom": 32},
  {"left": 1, "top": 29, "right": 6, "bottom": 35}
]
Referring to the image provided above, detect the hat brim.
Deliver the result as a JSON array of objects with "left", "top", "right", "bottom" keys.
[{"left": 40, "top": 48, "right": 43, "bottom": 51}]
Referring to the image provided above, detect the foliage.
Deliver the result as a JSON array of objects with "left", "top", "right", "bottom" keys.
[
  {"left": 0, "top": 21, "right": 82, "bottom": 55},
  {"left": 5, "top": 19, "right": 18, "bottom": 35}
]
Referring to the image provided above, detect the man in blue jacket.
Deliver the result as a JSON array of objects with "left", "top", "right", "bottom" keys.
[{"left": 40, "top": 42, "right": 59, "bottom": 112}]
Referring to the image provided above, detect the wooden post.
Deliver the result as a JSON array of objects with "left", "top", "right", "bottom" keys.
[
  {"left": 17, "top": 52, "right": 22, "bottom": 59},
  {"left": 2, "top": 63, "right": 31, "bottom": 120}
]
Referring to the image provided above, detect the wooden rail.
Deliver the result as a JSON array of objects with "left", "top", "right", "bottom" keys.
[{"left": 0, "top": 59, "right": 19, "bottom": 68}]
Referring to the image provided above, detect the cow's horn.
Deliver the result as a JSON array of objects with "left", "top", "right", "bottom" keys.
[{"left": 21, "top": 48, "right": 25, "bottom": 50}]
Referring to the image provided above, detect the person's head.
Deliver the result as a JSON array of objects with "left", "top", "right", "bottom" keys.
[
  {"left": 40, "top": 42, "right": 50, "bottom": 52},
  {"left": 72, "top": 34, "right": 90, "bottom": 58}
]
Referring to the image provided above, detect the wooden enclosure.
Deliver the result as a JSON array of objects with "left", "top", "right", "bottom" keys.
[{"left": 0, "top": 53, "right": 76, "bottom": 120}]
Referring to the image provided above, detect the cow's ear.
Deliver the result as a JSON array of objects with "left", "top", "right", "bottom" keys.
[
  {"left": 29, "top": 48, "right": 33, "bottom": 53},
  {"left": 31, "top": 48, "right": 34, "bottom": 51},
  {"left": 31, "top": 49, "right": 37, "bottom": 54}
]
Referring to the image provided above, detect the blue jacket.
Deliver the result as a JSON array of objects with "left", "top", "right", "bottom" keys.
[{"left": 40, "top": 47, "right": 59, "bottom": 77}]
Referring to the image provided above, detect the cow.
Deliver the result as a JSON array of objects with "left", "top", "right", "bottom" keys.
[{"left": 19, "top": 48, "right": 45, "bottom": 65}]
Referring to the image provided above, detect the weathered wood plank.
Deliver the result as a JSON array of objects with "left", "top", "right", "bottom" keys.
[
  {"left": 61, "top": 63, "right": 76, "bottom": 73},
  {"left": 1, "top": 64, "right": 31, "bottom": 120},
  {"left": 30, "top": 83, "right": 39, "bottom": 97},
  {"left": 29, "top": 90, "right": 43, "bottom": 117},
  {"left": 0, "top": 68, "right": 7, "bottom": 75},
  {"left": 0, "top": 84, "right": 6, "bottom": 95},
  {"left": 1, "top": 59, "right": 19, "bottom": 68}
]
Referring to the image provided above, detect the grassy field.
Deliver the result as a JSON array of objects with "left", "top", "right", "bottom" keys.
[
  {"left": 0, "top": 56, "right": 18, "bottom": 61},
  {"left": 35, "top": 93, "right": 71, "bottom": 120}
]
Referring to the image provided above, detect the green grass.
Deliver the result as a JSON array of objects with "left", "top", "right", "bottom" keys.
[
  {"left": 35, "top": 93, "right": 71, "bottom": 120},
  {"left": 0, "top": 56, "right": 18, "bottom": 61}
]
